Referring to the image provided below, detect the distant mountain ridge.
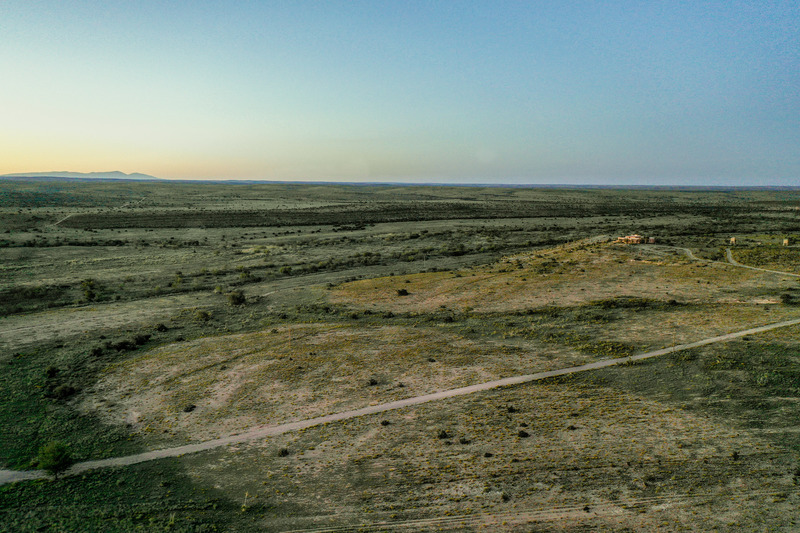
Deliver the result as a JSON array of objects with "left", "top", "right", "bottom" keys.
[
  {"left": 0, "top": 171, "right": 160, "bottom": 180},
  {"left": 1, "top": 173, "right": 797, "bottom": 190}
]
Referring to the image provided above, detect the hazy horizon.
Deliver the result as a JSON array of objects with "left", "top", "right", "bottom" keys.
[{"left": 1, "top": 1, "right": 798, "bottom": 186}]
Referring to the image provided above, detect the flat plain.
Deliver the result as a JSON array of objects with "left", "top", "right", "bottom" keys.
[{"left": 1, "top": 179, "right": 800, "bottom": 531}]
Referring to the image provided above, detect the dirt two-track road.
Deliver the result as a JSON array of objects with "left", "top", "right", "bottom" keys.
[{"left": 3, "top": 314, "right": 799, "bottom": 486}]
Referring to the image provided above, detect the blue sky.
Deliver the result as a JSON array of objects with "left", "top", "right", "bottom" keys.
[{"left": 1, "top": 1, "right": 798, "bottom": 184}]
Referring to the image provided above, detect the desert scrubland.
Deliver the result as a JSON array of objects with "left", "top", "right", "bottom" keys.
[{"left": 1, "top": 179, "right": 800, "bottom": 531}]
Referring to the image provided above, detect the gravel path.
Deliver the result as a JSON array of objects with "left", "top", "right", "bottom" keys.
[
  {"left": 3, "top": 314, "right": 799, "bottom": 486},
  {"left": 726, "top": 247, "right": 800, "bottom": 277},
  {"left": 668, "top": 245, "right": 800, "bottom": 279},
  {"left": 676, "top": 247, "right": 704, "bottom": 262}
]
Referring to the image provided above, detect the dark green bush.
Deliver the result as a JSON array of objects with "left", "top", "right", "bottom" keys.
[
  {"left": 227, "top": 290, "right": 246, "bottom": 305},
  {"left": 108, "top": 340, "right": 136, "bottom": 352},
  {"left": 53, "top": 384, "right": 77, "bottom": 400},
  {"left": 36, "top": 441, "right": 73, "bottom": 479}
]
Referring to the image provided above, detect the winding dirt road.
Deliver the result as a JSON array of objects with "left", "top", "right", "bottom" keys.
[
  {"left": 726, "top": 247, "right": 800, "bottom": 277},
  {"left": 3, "top": 314, "right": 799, "bottom": 486}
]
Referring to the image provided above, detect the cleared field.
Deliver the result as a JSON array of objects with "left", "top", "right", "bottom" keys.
[
  {"left": 57, "top": 203, "right": 550, "bottom": 229},
  {"left": 327, "top": 242, "right": 800, "bottom": 355}
]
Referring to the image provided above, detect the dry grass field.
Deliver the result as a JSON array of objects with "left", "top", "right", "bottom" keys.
[
  {"left": 331, "top": 242, "right": 791, "bottom": 312},
  {"left": 83, "top": 324, "right": 555, "bottom": 443},
  {"left": 2, "top": 180, "right": 800, "bottom": 531},
  {"left": 64, "top": 240, "right": 800, "bottom": 531},
  {"left": 179, "top": 378, "right": 797, "bottom": 531},
  {"left": 83, "top": 242, "right": 800, "bottom": 447}
]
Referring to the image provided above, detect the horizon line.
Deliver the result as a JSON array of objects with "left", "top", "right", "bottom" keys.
[{"left": 2, "top": 174, "right": 800, "bottom": 190}]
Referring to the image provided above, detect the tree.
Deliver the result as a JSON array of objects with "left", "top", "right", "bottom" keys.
[
  {"left": 36, "top": 441, "right": 73, "bottom": 479},
  {"left": 81, "top": 279, "right": 96, "bottom": 301}
]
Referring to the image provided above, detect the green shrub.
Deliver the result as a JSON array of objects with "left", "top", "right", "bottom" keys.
[
  {"left": 80, "top": 279, "right": 96, "bottom": 301},
  {"left": 36, "top": 441, "right": 73, "bottom": 479}
]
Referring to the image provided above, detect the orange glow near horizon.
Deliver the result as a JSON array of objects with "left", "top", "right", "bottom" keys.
[{"left": 1, "top": 3, "right": 797, "bottom": 185}]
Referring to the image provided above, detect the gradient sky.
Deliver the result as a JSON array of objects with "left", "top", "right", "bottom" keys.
[{"left": 1, "top": 1, "right": 798, "bottom": 185}]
